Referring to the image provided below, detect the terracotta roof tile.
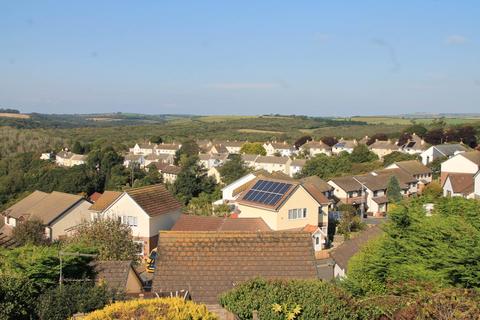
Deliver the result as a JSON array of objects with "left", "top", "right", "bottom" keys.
[
  {"left": 89, "top": 191, "right": 122, "bottom": 212},
  {"left": 152, "top": 231, "right": 318, "bottom": 304},
  {"left": 126, "top": 184, "right": 182, "bottom": 217},
  {"left": 444, "top": 173, "right": 475, "bottom": 195}
]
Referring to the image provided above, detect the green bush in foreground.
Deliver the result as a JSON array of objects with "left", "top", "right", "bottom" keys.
[{"left": 219, "top": 278, "right": 357, "bottom": 320}]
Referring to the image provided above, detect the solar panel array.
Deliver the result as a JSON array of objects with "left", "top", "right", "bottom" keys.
[{"left": 243, "top": 180, "right": 293, "bottom": 206}]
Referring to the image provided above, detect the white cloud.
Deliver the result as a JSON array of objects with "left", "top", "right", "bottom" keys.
[
  {"left": 206, "top": 82, "right": 281, "bottom": 90},
  {"left": 445, "top": 35, "right": 468, "bottom": 45}
]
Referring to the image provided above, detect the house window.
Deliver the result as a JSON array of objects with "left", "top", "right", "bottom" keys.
[
  {"left": 121, "top": 216, "right": 138, "bottom": 227},
  {"left": 318, "top": 206, "right": 323, "bottom": 214},
  {"left": 315, "top": 237, "right": 320, "bottom": 245},
  {"left": 373, "top": 191, "right": 378, "bottom": 197},
  {"left": 288, "top": 208, "right": 307, "bottom": 220}
]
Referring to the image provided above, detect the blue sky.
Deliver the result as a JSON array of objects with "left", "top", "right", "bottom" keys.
[{"left": 1, "top": 1, "right": 479, "bottom": 116}]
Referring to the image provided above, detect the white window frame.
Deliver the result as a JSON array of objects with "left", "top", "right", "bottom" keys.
[
  {"left": 121, "top": 215, "right": 138, "bottom": 227},
  {"left": 288, "top": 208, "right": 307, "bottom": 220}
]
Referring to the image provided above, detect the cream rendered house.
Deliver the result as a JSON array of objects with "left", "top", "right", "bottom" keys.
[
  {"left": 300, "top": 140, "right": 332, "bottom": 156},
  {"left": 91, "top": 184, "right": 182, "bottom": 257},
  {"left": 131, "top": 143, "right": 155, "bottom": 155},
  {"left": 55, "top": 150, "right": 87, "bottom": 167},
  {"left": 254, "top": 156, "right": 292, "bottom": 175},
  {"left": 155, "top": 143, "right": 181, "bottom": 155},
  {"left": 368, "top": 139, "right": 399, "bottom": 159},
  {"left": 237, "top": 178, "right": 329, "bottom": 231},
  {"left": 263, "top": 142, "right": 295, "bottom": 157}
]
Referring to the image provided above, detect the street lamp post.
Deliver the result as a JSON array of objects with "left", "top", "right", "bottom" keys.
[{"left": 352, "top": 177, "right": 367, "bottom": 222}]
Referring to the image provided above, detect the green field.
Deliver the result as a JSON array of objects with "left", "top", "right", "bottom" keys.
[{"left": 348, "top": 116, "right": 480, "bottom": 126}]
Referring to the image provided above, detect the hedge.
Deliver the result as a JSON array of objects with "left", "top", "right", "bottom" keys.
[{"left": 83, "top": 297, "right": 218, "bottom": 320}]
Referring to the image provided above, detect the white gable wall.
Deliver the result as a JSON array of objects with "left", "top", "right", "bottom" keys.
[
  {"left": 50, "top": 200, "right": 92, "bottom": 239},
  {"left": 441, "top": 155, "right": 479, "bottom": 175},
  {"left": 102, "top": 194, "right": 151, "bottom": 238}
]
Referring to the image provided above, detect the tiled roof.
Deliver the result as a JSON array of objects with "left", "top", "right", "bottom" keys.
[
  {"left": 329, "top": 176, "right": 362, "bottom": 192},
  {"left": 89, "top": 191, "right": 122, "bottom": 212},
  {"left": 161, "top": 165, "right": 181, "bottom": 175},
  {"left": 126, "top": 184, "right": 182, "bottom": 217},
  {"left": 241, "top": 154, "right": 259, "bottom": 162},
  {"left": 300, "top": 176, "right": 333, "bottom": 193},
  {"left": 255, "top": 156, "right": 290, "bottom": 165},
  {"left": 460, "top": 151, "right": 480, "bottom": 166},
  {"left": 149, "top": 162, "right": 169, "bottom": 171},
  {"left": 434, "top": 144, "right": 469, "bottom": 156},
  {"left": 151, "top": 231, "right": 319, "bottom": 304},
  {"left": 302, "top": 183, "right": 330, "bottom": 204},
  {"left": 171, "top": 214, "right": 271, "bottom": 232},
  {"left": 88, "top": 192, "right": 102, "bottom": 203},
  {"left": 302, "top": 140, "right": 331, "bottom": 150},
  {"left": 334, "top": 139, "right": 357, "bottom": 149},
  {"left": 3, "top": 190, "right": 85, "bottom": 225},
  {"left": 372, "top": 196, "right": 388, "bottom": 204},
  {"left": 156, "top": 143, "right": 180, "bottom": 150},
  {"left": 291, "top": 159, "right": 307, "bottom": 167},
  {"left": 330, "top": 225, "right": 383, "bottom": 271},
  {"left": 445, "top": 173, "right": 474, "bottom": 195},
  {"left": 369, "top": 140, "right": 398, "bottom": 150},
  {"left": 393, "top": 160, "right": 432, "bottom": 176},
  {"left": 93, "top": 260, "right": 142, "bottom": 292},
  {"left": 269, "top": 142, "right": 294, "bottom": 150}
]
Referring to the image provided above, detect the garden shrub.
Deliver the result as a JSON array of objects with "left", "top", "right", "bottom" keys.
[
  {"left": 83, "top": 297, "right": 217, "bottom": 320},
  {"left": 219, "top": 278, "right": 357, "bottom": 320},
  {"left": 36, "top": 282, "right": 117, "bottom": 320}
]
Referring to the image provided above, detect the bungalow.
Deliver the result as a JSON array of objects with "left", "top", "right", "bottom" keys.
[
  {"left": 400, "top": 133, "right": 429, "bottom": 155},
  {"left": 442, "top": 173, "right": 475, "bottom": 198},
  {"left": 236, "top": 177, "right": 330, "bottom": 234},
  {"left": 90, "top": 184, "right": 182, "bottom": 257},
  {"left": 55, "top": 150, "right": 86, "bottom": 167},
  {"left": 440, "top": 151, "right": 480, "bottom": 185},
  {"left": 263, "top": 142, "right": 296, "bottom": 157},
  {"left": 332, "top": 139, "right": 357, "bottom": 155},
  {"left": 368, "top": 139, "right": 399, "bottom": 159},
  {"left": 93, "top": 260, "right": 144, "bottom": 294},
  {"left": 2, "top": 190, "right": 91, "bottom": 240},
  {"left": 254, "top": 156, "right": 292, "bottom": 175},
  {"left": 289, "top": 159, "right": 307, "bottom": 177},
  {"left": 330, "top": 225, "right": 383, "bottom": 277},
  {"left": 154, "top": 143, "right": 181, "bottom": 155},
  {"left": 420, "top": 143, "right": 469, "bottom": 165},
  {"left": 299, "top": 140, "right": 332, "bottom": 157},
  {"left": 151, "top": 231, "right": 319, "bottom": 304}
]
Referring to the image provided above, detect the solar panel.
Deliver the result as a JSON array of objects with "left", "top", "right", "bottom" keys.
[{"left": 242, "top": 179, "right": 293, "bottom": 207}]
